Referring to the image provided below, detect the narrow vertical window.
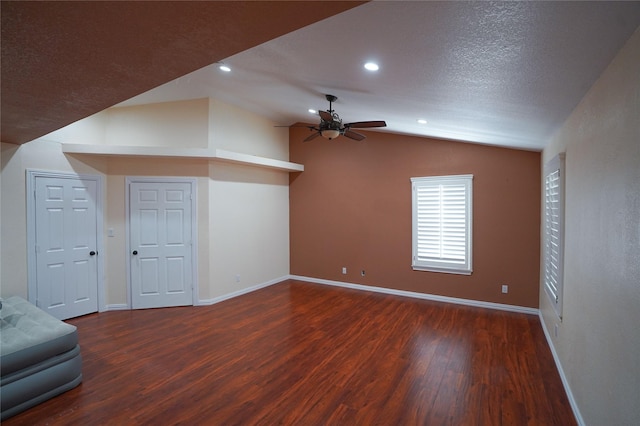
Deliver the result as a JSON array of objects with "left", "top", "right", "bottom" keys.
[
  {"left": 411, "top": 174, "right": 473, "bottom": 274},
  {"left": 544, "top": 154, "right": 565, "bottom": 318}
]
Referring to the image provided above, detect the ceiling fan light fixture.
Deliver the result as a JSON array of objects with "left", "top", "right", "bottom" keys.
[
  {"left": 298, "top": 94, "right": 386, "bottom": 142},
  {"left": 321, "top": 129, "right": 340, "bottom": 140}
]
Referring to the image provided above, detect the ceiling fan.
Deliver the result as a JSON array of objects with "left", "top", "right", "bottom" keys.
[{"left": 292, "top": 94, "right": 387, "bottom": 142}]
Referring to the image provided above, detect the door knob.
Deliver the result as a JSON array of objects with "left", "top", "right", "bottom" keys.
[
  {"left": 132, "top": 250, "right": 138, "bottom": 255},
  {"left": 89, "top": 251, "right": 96, "bottom": 256}
]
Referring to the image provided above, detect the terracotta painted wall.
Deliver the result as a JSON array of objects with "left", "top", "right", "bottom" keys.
[{"left": 290, "top": 128, "right": 541, "bottom": 308}]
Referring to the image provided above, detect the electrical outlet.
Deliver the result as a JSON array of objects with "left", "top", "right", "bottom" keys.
[
  {"left": 501, "top": 284, "right": 509, "bottom": 294},
  {"left": 235, "top": 274, "right": 240, "bottom": 283},
  {"left": 361, "top": 270, "right": 365, "bottom": 276},
  {"left": 342, "top": 267, "right": 347, "bottom": 274}
]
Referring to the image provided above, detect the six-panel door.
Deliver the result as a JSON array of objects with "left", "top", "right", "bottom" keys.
[
  {"left": 35, "top": 176, "right": 99, "bottom": 320},
  {"left": 129, "top": 181, "right": 194, "bottom": 309}
]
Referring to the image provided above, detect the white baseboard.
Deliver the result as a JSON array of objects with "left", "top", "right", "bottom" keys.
[
  {"left": 538, "top": 312, "right": 585, "bottom": 426},
  {"left": 104, "top": 275, "right": 538, "bottom": 316},
  {"left": 197, "top": 275, "right": 287, "bottom": 306},
  {"left": 101, "top": 276, "right": 287, "bottom": 311},
  {"left": 104, "top": 303, "right": 129, "bottom": 311},
  {"left": 289, "top": 275, "right": 539, "bottom": 315}
]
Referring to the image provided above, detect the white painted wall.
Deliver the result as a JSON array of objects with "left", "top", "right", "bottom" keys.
[
  {"left": 209, "top": 98, "right": 289, "bottom": 159},
  {"left": 0, "top": 145, "right": 4, "bottom": 293},
  {"left": 208, "top": 162, "right": 289, "bottom": 300},
  {"left": 39, "top": 111, "right": 108, "bottom": 145},
  {"left": 106, "top": 98, "right": 209, "bottom": 148},
  {"left": 0, "top": 140, "right": 107, "bottom": 298},
  {"left": 37, "top": 98, "right": 208, "bottom": 148},
  {"left": 205, "top": 97, "right": 291, "bottom": 300},
  {"left": 1, "top": 98, "right": 291, "bottom": 309},
  {"left": 540, "top": 28, "right": 640, "bottom": 425}
]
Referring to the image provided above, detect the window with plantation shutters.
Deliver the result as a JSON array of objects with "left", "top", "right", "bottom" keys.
[
  {"left": 411, "top": 175, "right": 473, "bottom": 274},
  {"left": 544, "top": 154, "right": 565, "bottom": 318}
]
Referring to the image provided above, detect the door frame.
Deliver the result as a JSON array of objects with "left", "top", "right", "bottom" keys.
[
  {"left": 26, "top": 169, "right": 105, "bottom": 312},
  {"left": 125, "top": 176, "right": 198, "bottom": 308}
]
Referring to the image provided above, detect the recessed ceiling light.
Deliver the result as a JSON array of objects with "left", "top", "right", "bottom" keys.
[
  {"left": 308, "top": 109, "right": 317, "bottom": 114},
  {"left": 364, "top": 62, "right": 379, "bottom": 71},
  {"left": 219, "top": 64, "right": 231, "bottom": 72},
  {"left": 417, "top": 119, "right": 428, "bottom": 124}
]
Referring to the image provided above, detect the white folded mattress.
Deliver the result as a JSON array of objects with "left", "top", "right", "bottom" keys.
[{"left": 0, "top": 296, "right": 82, "bottom": 420}]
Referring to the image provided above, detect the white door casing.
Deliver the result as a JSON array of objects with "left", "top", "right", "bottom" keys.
[
  {"left": 127, "top": 177, "right": 197, "bottom": 309},
  {"left": 27, "top": 171, "right": 103, "bottom": 320}
]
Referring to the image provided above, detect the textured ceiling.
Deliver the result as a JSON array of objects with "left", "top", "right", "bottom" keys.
[
  {"left": 4, "top": 2, "right": 640, "bottom": 150},
  {"left": 1, "top": 1, "right": 365, "bottom": 145},
  {"left": 118, "top": 1, "right": 640, "bottom": 151}
]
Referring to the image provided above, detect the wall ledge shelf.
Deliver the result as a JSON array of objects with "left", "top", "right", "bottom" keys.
[{"left": 61, "top": 144, "right": 304, "bottom": 172}]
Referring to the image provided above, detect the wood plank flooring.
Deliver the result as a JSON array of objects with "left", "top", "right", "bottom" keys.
[{"left": 4, "top": 280, "right": 576, "bottom": 425}]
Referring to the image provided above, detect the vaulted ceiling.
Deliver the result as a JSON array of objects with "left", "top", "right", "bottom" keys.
[
  {"left": 1, "top": 1, "right": 364, "bottom": 145},
  {"left": 3, "top": 1, "right": 640, "bottom": 150}
]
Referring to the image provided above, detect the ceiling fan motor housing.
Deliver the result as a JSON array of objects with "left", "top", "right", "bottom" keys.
[{"left": 320, "top": 120, "right": 342, "bottom": 139}]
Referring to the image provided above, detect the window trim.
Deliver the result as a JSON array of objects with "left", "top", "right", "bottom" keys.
[
  {"left": 411, "top": 174, "right": 473, "bottom": 275},
  {"left": 543, "top": 153, "right": 565, "bottom": 319}
]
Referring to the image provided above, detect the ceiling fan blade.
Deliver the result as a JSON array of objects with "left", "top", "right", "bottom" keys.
[
  {"left": 319, "top": 110, "right": 333, "bottom": 122},
  {"left": 303, "top": 132, "right": 321, "bottom": 142},
  {"left": 344, "top": 120, "right": 387, "bottom": 129},
  {"left": 344, "top": 129, "right": 366, "bottom": 141},
  {"left": 274, "top": 124, "right": 317, "bottom": 129}
]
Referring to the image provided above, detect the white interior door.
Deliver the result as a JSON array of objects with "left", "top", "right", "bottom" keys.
[
  {"left": 129, "top": 179, "right": 195, "bottom": 309},
  {"left": 34, "top": 175, "right": 99, "bottom": 320}
]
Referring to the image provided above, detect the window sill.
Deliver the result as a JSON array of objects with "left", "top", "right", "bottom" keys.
[{"left": 412, "top": 265, "right": 472, "bottom": 275}]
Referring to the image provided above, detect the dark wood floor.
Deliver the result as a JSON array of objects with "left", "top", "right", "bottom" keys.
[{"left": 5, "top": 280, "right": 576, "bottom": 425}]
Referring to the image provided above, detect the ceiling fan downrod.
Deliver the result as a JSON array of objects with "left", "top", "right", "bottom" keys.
[{"left": 325, "top": 94, "right": 338, "bottom": 114}]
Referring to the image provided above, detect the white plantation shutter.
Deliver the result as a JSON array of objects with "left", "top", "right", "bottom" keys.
[
  {"left": 411, "top": 175, "right": 473, "bottom": 274},
  {"left": 544, "top": 154, "right": 565, "bottom": 318}
]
